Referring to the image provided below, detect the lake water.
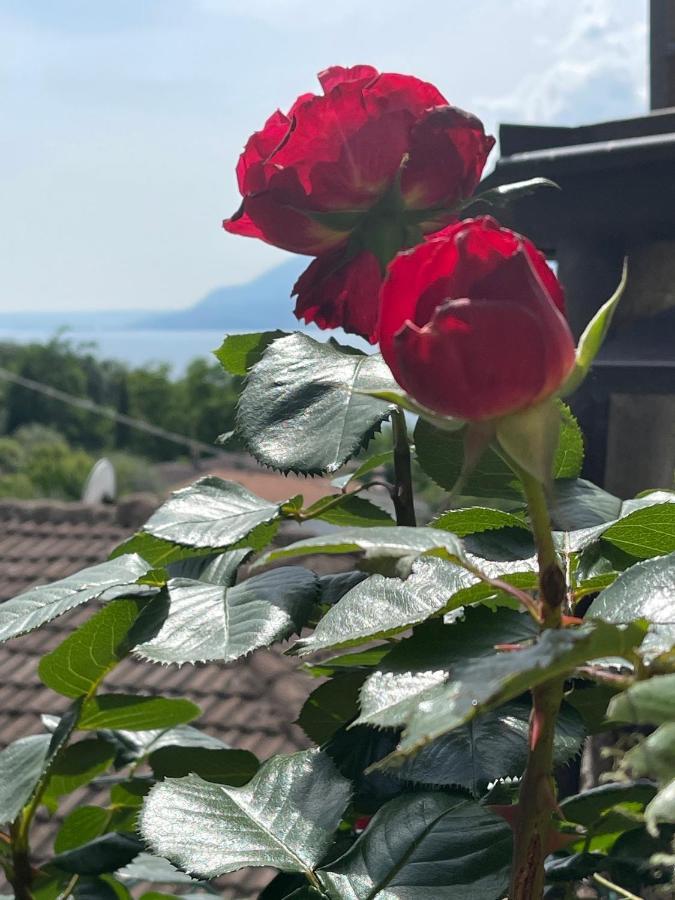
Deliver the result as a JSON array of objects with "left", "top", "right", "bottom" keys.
[
  {"left": 0, "top": 325, "right": 366, "bottom": 374},
  {"left": 0, "top": 329, "right": 231, "bottom": 373}
]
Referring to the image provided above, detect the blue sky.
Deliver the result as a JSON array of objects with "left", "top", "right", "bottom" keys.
[{"left": 1, "top": 0, "right": 647, "bottom": 312}]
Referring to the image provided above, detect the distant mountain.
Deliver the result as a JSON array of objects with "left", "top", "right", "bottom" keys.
[
  {"left": 134, "top": 258, "right": 307, "bottom": 331},
  {"left": 0, "top": 309, "right": 146, "bottom": 331}
]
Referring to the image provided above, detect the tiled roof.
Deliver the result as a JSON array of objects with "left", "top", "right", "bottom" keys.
[{"left": 0, "top": 496, "right": 336, "bottom": 899}]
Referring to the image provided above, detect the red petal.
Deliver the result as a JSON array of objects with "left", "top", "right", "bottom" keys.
[
  {"left": 318, "top": 65, "right": 379, "bottom": 94},
  {"left": 235, "top": 109, "right": 291, "bottom": 195},
  {"left": 293, "top": 249, "right": 383, "bottom": 342}
]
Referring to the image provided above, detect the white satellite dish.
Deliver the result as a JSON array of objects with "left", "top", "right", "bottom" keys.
[{"left": 82, "top": 458, "right": 117, "bottom": 505}]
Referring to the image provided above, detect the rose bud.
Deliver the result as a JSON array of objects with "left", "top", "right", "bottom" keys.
[
  {"left": 378, "top": 217, "right": 576, "bottom": 421},
  {"left": 224, "top": 65, "right": 494, "bottom": 342}
]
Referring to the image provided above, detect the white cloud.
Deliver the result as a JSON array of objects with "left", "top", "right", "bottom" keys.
[{"left": 482, "top": 0, "right": 648, "bottom": 126}]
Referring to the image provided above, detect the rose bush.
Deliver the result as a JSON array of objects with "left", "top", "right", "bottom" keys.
[
  {"left": 378, "top": 216, "right": 576, "bottom": 420},
  {"left": 224, "top": 65, "right": 494, "bottom": 341}
]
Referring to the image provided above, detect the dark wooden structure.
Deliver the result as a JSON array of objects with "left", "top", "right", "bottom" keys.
[
  {"left": 480, "top": 24, "right": 675, "bottom": 492},
  {"left": 651, "top": 0, "right": 675, "bottom": 108}
]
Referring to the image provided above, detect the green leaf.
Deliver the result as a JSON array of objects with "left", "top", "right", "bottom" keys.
[
  {"left": 214, "top": 330, "right": 287, "bottom": 376},
  {"left": 565, "top": 681, "right": 620, "bottom": 734},
  {"left": 496, "top": 398, "right": 561, "bottom": 484},
  {"left": 587, "top": 553, "right": 675, "bottom": 661},
  {"left": 39, "top": 598, "right": 155, "bottom": 698},
  {"left": 608, "top": 674, "right": 675, "bottom": 725},
  {"left": 414, "top": 417, "right": 520, "bottom": 497},
  {"left": 645, "top": 779, "right": 675, "bottom": 834},
  {"left": 361, "top": 388, "right": 465, "bottom": 433},
  {"left": 139, "top": 477, "right": 285, "bottom": 552},
  {"left": 318, "top": 793, "right": 512, "bottom": 900},
  {"left": 79, "top": 696, "right": 201, "bottom": 731},
  {"left": 303, "top": 494, "right": 394, "bottom": 528},
  {"left": 292, "top": 558, "right": 475, "bottom": 656},
  {"left": 140, "top": 749, "right": 351, "bottom": 879},
  {"left": 551, "top": 478, "right": 622, "bottom": 531},
  {"left": 432, "top": 507, "right": 527, "bottom": 537},
  {"left": 602, "top": 503, "right": 675, "bottom": 559},
  {"left": 137, "top": 560, "right": 318, "bottom": 664},
  {"left": 297, "top": 673, "right": 367, "bottom": 745},
  {"left": 43, "top": 738, "right": 116, "bottom": 805},
  {"left": 55, "top": 806, "right": 112, "bottom": 853},
  {"left": 331, "top": 450, "right": 393, "bottom": 490},
  {"left": 392, "top": 699, "right": 584, "bottom": 795},
  {"left": 623, "top": 724, "right": 675, "bottom": 783},
  {"left": 356, "top": 610, "right": 540, "bottom": 729},
  {"left": 236, "top": 333, "right": 395, "bottom": 474},
  {"left": 562, "top": 259, "right": 628, "bottom": 396},
  {"left": 466, "top": 176, "right": 560, "bottom": 210},
  {"left": 256, "top": 526, "right": 464, "bottom": 569},
  {"left": 561, "top": 781, "right": 657, "bottom": 828},
  {"left": 382, "top": 620, "right": 646, "bottom": 762},
  {"left": 0, "top": 733, "right": 51, "bottom": 825},
  {"left": 306, "top": 646, "right": 391, "bottom": 678},
  {"left": 51, "top": 833, "right": 143, "bottom": 876},
  {"left": 0, "top": 555, "right": 152, "bottom": 643},
  {"left": 553, "top": 403, "right": 585, "bottom": 478},
  {"left": 98, "top": 723, "right": 228, "bottom": 768},
  {"left": 148, "top": 747, "right": 258, "bottom": 786},
  {"left": 116, "top": 853, "right": 201, "bottom": 885}
]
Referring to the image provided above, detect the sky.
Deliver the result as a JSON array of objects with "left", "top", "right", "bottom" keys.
[{"left": 1, "top": 0, "right": 648, "bottom": 312}]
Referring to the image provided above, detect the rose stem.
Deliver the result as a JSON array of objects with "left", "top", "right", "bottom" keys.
[
  {"left": 391, "top": 407, "right": 416, "bottom": 526},
  {"left": 508, "top": 464, "right": 565, "bottom": 900}
]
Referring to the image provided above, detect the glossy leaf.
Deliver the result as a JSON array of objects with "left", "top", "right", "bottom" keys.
[
  {"left": 55, "top": 806, "right": 112, "bottom": 853},
  {"left": 645, "top": 779, "right": 675, "bottom": 834},
  {"left": 148, "top": 747, "right": 258, "bottom": 785},
  {"left": 550, "top": 478, "right": 621, "bottom": 531},
  {"left": 393, "top": 699, "right": 584, "bottom": 794},
  {"left": 117, "top": 853, "right": 200, "bottom": 885},
  {"left": 382, "top": 621, "right": 646, "bottom": 762},
  {"left": 293, "top": 558, "right": 475, "bottom": 656},
  {"left": 214, "top": 330, "right": 287, "bottom": 376},
  {"left": 236, "top": 333, "right": 395, "bottom": 474},
  {"left": 587, "top": 553, "right": 675, "bottom": 660},
  {"left": 561, "top": 781, "right": 657, "bottom": 828},
  {"left": 318, "top": 793, "right": 512, "bottom": 899},
  {"left": 0, "top": 555, "right": 152, "bottom": 643},
  {"left": 39, "top": 598, "right": 153, "bottom": 698},
  {"left": 432, "top": 507, "right": 527, "bottom": 537},
  {"left": 602, "top": 502, "right": 675, "bottom": 559},
  {"left": 79, "top": 695, "right": 201, "bottom": 731},
  {"left": 51, "top": 833, "right": 143, "bottom": 876},
  {"left": 140, "top": 749, "right": 351, "bottom": 879},
  {"left": 257, "top": 526, "right": 464, "bottom": 569},
  {"left": 303, "top": 494, "right": 394, "bottom": 528},
  {"left": 140, "top": 477, "right": 285, "bottom": 552},
  {"left": 43, "top": 738, "right": 116, "bottom": 805},
  {"left": 297, "top": 672, "right": 367, "bottom": 745},
  {"left": 608, "top": 674, "right": 675, "bottom": 725},
  {"left": 467, "top": 176, "right": 560, "bottom": 210},
  {"left": 137, "top": 562, "right": 318, "bottom": 664},
  {"left": 0, "top": 733, "right": 51, "bottom": 825},
  {"left": 98, "top": 723, "right": 228, "bottom": 768},
  {"left": 623, "top": 724, "right": 675, "bottom": 783}
]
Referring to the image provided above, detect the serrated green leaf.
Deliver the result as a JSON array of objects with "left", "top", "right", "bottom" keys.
[
  {"left": 257, "top": 526, "right": 464, "bottom": 569},
  {"left": 55, "top": 806, "right": 112, "bottom": 853},
  {"left": 148, "top": 747, "right": 258, "bottom": 785},
  {"left": 140, "top": 749, "right": 351, "bottom": 879},
  {"left": 116, "top": 853, "right": 201, "bottom": 885},
  {"left": 587, "top": 553, "right": 675, "bottom": 661},
  {"left": 318, "top": 793, "right": 512, "bottom": 900},
  {"left": 137, "top": 561, "right": 318, "bottom": 664},
  {"left": 383, "top": 620, "right": 646, "bottom": 762},
  {"left": 293, "top": 558, "right": 475, "bottom": 657},
  {"left": 98, "top": 724, "right": 228, "bottom": 768},
  {"left": 392, "top": 699, "right": 584, "bottom": 795},
  {"left": 303, "top": 493, "right": 394, "bottom": 528},
  {"left": 602, "top": 503, "right": 675, "bottom": 559},
  {"left": 432, "top": 507, "right": 528, "bottom": 537},
  {"left": 356, "top": 610, "right": 539, "bottom": 729},
  {"left": 297, "top": 673, "right": 367, "bottom": 745},
  {"left": 562, "top": 259, "right": 628, "bottom": 396},
  {"left": 0, "top": 555, "right": 152, "bottom": 643},
  {"left": 39, "top": 598, "right": 157, "bottom": 698},
  {"left": 214, "top": 330, "right": 287, "bottom": 376},
  {"left": 554, "top": 403, "right": 585, "bottom": 478},
  {"left": 51, "top": 833, "right": 143, "bottom": 876},
  {"left": 305, "top": 646, "right": 391, "bottom": 678},
  {"left": 236, "top": 333, "right": 395, "bottom": 475},
  {"left": 43, "top": 738, "right": 116, "bottom": 805},
  {"left": 0, "top": 733, "right": 51, "bottom": 825},
  {"left": 623, "top": 724, "right": 675, "bottom": 783},
  {"left": 79, "top": 696, "right": 200, "bottom": 731},
  {"left": 608, "top": 674, "right": 675, "bottom": 725},
  {"left": 139, "top": 477, "right": 285, "bottom": 552}
]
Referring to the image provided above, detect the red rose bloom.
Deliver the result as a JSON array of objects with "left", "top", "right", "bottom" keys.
[
  {"left": 224, "top": 65, "right": 494, "bottom": 342},
  {"left": 378, "top": 217, "right": 576, "bottom": 421}
]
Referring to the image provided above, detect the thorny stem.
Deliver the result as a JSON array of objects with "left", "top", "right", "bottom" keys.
[
  {"left": 508, "top": 465, "right": 566, "bottom": 900},
  {"left": 391, "top": 408, "right": 416, "bottom": 526}
]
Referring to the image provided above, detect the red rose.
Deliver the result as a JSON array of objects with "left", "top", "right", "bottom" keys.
[
  {"left": 378, "top": 217, "right": 576, "bottom": 421},
  {"left": 224, "top": 65, "right": 494, "bottom": 341}
]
